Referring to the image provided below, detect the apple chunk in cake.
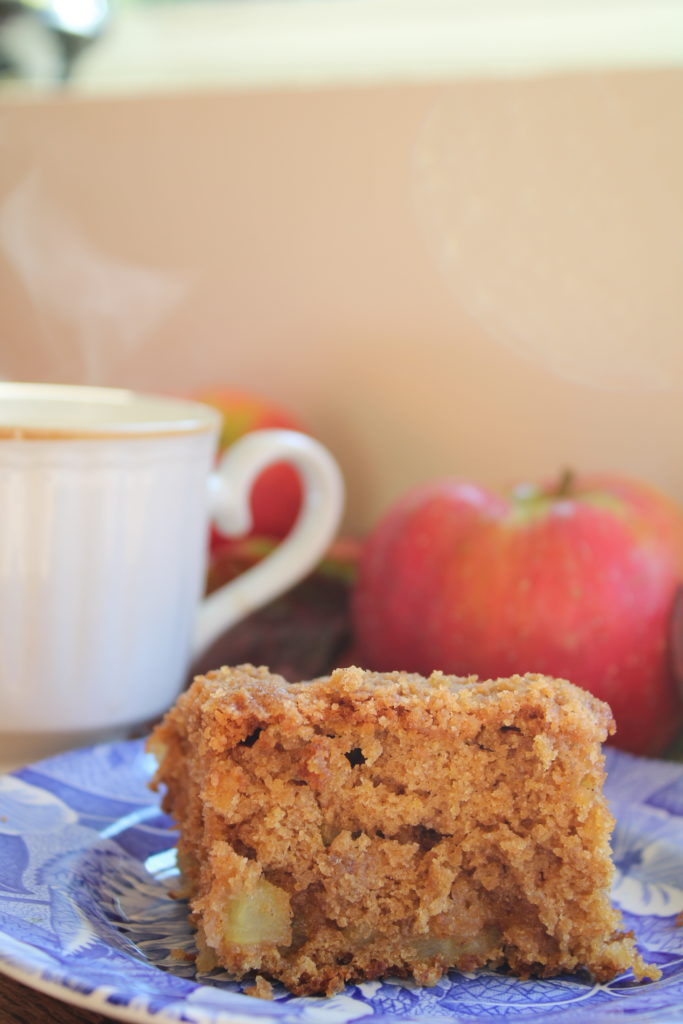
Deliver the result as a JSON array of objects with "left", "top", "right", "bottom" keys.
[{"left": 148, "top": 664, "right": 658, "bottom": 996}]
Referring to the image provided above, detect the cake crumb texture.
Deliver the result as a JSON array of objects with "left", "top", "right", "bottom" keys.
[{"left": 149, "top": 664, "right": 659, "bottom": 996}]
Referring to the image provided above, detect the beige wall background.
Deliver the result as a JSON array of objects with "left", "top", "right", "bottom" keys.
[{"left": 1, "top": 68, "right": 682, "bottom": 533}]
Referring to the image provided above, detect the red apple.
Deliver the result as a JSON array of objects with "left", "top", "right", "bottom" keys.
[
  {"left": 352, "top": 472, "right": 683, "bottom": 755},
  {"left": 191, "top": 387, "right": 306, "bottom": 540}
]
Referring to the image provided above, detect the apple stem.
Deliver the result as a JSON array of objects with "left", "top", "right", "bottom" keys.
[{"left": 555, "top": 469, "right": 575, "bottom": 498}]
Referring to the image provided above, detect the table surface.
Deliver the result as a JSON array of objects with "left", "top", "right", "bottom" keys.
[{"left": 0, "top": 973, "right": 115, "bottom": 1024}]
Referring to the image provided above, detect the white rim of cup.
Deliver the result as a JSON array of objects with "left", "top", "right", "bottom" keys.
[{"left": 0, "top": 382, "right": 221, "bottom": 439}]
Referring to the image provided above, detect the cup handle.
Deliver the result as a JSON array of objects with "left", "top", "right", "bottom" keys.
[{"left": 192, "top": 429, "right": 344, "bottom": 661}]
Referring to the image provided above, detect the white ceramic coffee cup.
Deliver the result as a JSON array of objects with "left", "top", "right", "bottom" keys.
[{"left": 0, "top": 382, "right": 344, "bottom": 771}]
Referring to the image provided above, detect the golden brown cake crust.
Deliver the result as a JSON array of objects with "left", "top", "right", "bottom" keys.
[{"left": 149, "top": 665, "right": 658, "bottom": 996}]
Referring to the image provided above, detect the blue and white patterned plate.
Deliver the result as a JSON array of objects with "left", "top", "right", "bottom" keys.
[{"left": 1, "top": 740, "right": 683, "bottom": 1024}]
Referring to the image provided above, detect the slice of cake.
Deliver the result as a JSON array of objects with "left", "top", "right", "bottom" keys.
[{"left": 148, "top": 664, "right": 657, "bottom": 996}]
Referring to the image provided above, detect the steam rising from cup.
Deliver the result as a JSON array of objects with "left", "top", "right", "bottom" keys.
[{"left": 0, "top": 171, "right": 193, "bottom": 383}]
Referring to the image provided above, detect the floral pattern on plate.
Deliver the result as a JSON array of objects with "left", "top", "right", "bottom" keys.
[{"left": 0, "top": 740, "right": 683, "bottom": 1024}]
